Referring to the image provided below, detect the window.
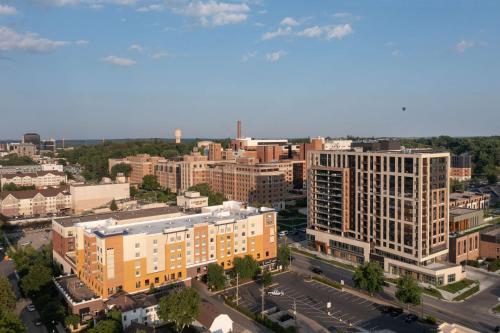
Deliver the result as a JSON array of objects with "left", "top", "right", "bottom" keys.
[
  {"left": 135, "top": 243, "right": 140, "bottom": 248},
  {"left": 153, "top": 239, "right": 158, "bottom": 245},
  {"left": 448, "top": 274, "right": 456, "bottom": 284}
]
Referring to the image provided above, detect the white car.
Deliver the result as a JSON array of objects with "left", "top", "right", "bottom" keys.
[
  {"left": 278, "top": 231, "right": 288, "bottom": 237},
  {"left": 27, "top": 304, "right": 35, "bottom": 312},
  {"left": 267, "top": 289, "right": 285, "bottom": 296}
]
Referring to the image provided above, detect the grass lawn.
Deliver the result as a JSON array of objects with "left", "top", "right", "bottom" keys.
[
  {"left": 438, "top": 279, "right": 476, "bottom": 294},
  {"left": 452, "top": 285, "right": 480, "bottom": 301},
  {"left": 421, "top": 287, "right": 443, "bottom": 299},
  {"left": 493, "top": 304, "right": 500, "bottom": 313}
]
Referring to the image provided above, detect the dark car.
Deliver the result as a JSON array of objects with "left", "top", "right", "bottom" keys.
[
  {"left": 404, "top": 314, "right": 418, "bottom": 323},
  {"left": 311, "top": 267, "right": 323, "bottom": 275},
  {"left": 390, "top": 307, "right": 403, "bottom": 317}
]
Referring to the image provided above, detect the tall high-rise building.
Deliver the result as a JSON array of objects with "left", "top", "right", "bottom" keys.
[
  {"left": 175, "top": 129, "right": 182, "bottom": 144},
  {"left": 22, "top": 133, "right": 41, "bottom": 147},
  {"left": 306, "top": 145, "right": 465, "bottom": 286}
]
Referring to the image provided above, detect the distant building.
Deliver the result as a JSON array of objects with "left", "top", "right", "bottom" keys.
[
  {"left": 41, "top": 138, "right": 57, "bottom": 152},
  {"left": 0, "top": 187, "right": 71, "bottom": 218},
  {"left": 0, "top": 164, "right": 62, "bottom": 175},
  {"left": 450, "top": 153, "right": 472, "bottom": 181},
  {"left": 175, "top": 128, "right": 182, "bottom": 144},
  {"left": 208, "top": 143, "right": 223, "bottom": 161},
  {"left": 22, "top": 133, "right": 41, "bottom": 147},
  {"left": 0, "top": 170, "right": 67, "bottom": 189},
  {"left": 323, "top": 139, "right": 352, "bottom": 151},
  {"left": 70, "top": 182, "right": 130, "bottom": 213},
  {"left": 12, "top": 143, "right": 37, "bottom": 158},
  {"left": 197, "top": 299, "right": 234, "bottom": 333},
  {"left": 107, "top": 292, "right": 162, "bottom": 329},
  {"left": 109, "top": 154, "right": 165, "bottom": 185},
  {"left": 449, "top": 192, "right": 490, "bottom": 210},
  {"left": 177, "top": 191, "right": 208, "bottom": 210}
]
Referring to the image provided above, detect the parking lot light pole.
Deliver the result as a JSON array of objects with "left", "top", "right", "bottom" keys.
[{"left": 236, "top": 273, "right": 239, "bottom": 306}]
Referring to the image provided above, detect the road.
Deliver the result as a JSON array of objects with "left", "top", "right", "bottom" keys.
[
  {"left": 1, "top": 233, "right": 48, "bottom": 333},
  {"left": 291, "top": 249, "right": 500, "bottom": 332}
]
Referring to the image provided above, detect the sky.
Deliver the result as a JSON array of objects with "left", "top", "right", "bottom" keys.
[{"left": 0, "top": 0, "right": 499, "bottom": 140}]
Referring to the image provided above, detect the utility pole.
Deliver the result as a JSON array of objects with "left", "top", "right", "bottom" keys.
[
  {"left": 261, "top": 287, "right": 265, "bottom": 318},
  {"left": 236, "top": 273, "right": 239, "bottom": 306},
  {"left": 293, "top": 297, "right": 298, "bottom": 330}
]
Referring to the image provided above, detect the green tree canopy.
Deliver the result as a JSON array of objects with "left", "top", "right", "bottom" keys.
[
  {"left": 110, "top": 163, "right": 132, "bottom": 180},
  {"left": 2, "top": 183, "right": 36, "bottom": 192},
  {"left": 158, "top": 288, "right": 200, "bottom": 333},
  {"left": 395, "top": 275, "right": 422, "bottom": 310},
  {"left": 0, "top": 311, "right": 27, "bottom": 333},
  {"left": 141, "top": 175, "right": 160, "bottom": 191},
  {"left": 207, "top": 263, "right": 226, "bottom": 291},
  {"left": 233, "top": 255, "right": 261, "bottom": 280},
  {"left": 353, "top": 262, "right": 385, "bottom": 296},
  {"left": 87, "top": 319, "right": 122, "bottom": 333},
  {"left": 110, "top": 199, "right": 118, "bottom": 211},
  {"left": 0, "top": 277, "right": 16, "bottom": 317},
  {"left": 262, "top": 270, "right": 272, "bottom": 288},
  {"left": 0, "top": 154, "right": 36, "bottom": 166},
  {"left": 187, "top": 183, "right": 225, "bottom": 206},
  {"left": 65, "top": 314, "right": 80, "bottom": 329},
  {"left": 278, "top": 244, "right": 291, "bottom": 270},
  {"left": 21, "top": 263, "right": 52, "bottom": 295}
]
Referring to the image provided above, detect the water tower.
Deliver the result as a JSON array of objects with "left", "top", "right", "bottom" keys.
[{"left": 175, "top": 129, "right": 182, "bottom": 144}]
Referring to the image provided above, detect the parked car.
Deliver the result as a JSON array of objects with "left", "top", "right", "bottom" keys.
[
  {"left": 278, "top": 231, "right": 288, "bottom": 237},
  {"left": 27, "top": 304, "right": 35, "bottom": 312},
  {"left": 390, "top": 307, "right": 403, "bottom": 317},
  {"left": 34, "top": 319, "right": 42, "bottom": 326},
  {"left": 404, "top": 314, "right": 418, "bottom": 323},
  {"left": 267, "top": 289, "right": 285, "bottom": 296},
  {"left": 19, "top": 241, "right": 32, "bottom": 246},
  {"left": 311, "top": 266, "right": 323, "bottom": 275}
]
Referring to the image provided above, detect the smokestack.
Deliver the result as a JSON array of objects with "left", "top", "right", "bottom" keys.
[{"left": 237, "top": 120, "right": 241, "bottom": 139}]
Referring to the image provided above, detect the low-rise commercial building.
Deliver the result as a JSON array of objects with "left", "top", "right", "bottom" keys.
[
  {"left": 480, "top": 225, "right": 500, "bottom": 260},
  {"left": 70, "top": 183, "right": 130, "bottom": 213},
  {"left": 53, "top": 201, "right": 277, "bottom": 299},
  {"left": 177, "top": 191, "right": 208, "bottom": 210},
  {"left": 449, "top": 192, "right": 490, "bottom": 210},
  {"left": 0, "top": 170, "right": 67, "bottom": 189},
  {"left": 107, "top": 292, "right": 161, "bottom": 329}
]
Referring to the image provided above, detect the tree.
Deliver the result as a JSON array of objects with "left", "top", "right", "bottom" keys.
[
  {"left": 106, "top": 309, "right": 122, "bottom": 323},
  {"left": 395, "top": 275, "right": 422, "bottom": 311},
  {"left": 65, "top": 314, "right": 80, "bottom": 330},
  {"left": 158, "top": 288, "right": 200, "bottom": 333},
  {"left": 141, "top": 175, "right": 160, "bottom": 191},
  {"left": 110, "top": 163, "right": 132, "bottom": 180},
  {"left": 0, "top": 277, "right": 16, "bottom": 316},
  {"left": 20, "top": 263, "right": 52, "bottom": 295},
  {"left": 262, "top": 270, "right": 272, "bottom": 288},
  {"left": 233, "top": 255, "right": 261, "bottom": 280},
  {"left": 207, "top": 263, "right": 226, "bottom": 291},
  {"left": 87, "top": 319, "right": 121, "bottom": 333},
  {"left": 278, "top": 244, "right": 291, "bottom": 270},
  {"left": 0, "top": 311, "right": 27, "bottom": 333},
  {"left": 110, "top": 199, "right": 118, "bottom": 211},
  {"left": 187, "top": 183, "right": 225, "bottom": 206},
  {"left": 352, "top": 262, "right": 384, "bottom": 296},
  {"left": 130, "top": 186, "right": 138, "bottom": 198}
]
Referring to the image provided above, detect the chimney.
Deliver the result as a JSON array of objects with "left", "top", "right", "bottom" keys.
[{"left": 237, "top": 120, "right": 242, "bottom": 139}]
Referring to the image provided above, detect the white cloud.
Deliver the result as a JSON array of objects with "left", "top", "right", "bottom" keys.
[
  {"left": 30, "top": 0, "right": 137, "bottom": 7},
  {"left": 296, "top": 24, "right": 353, "bottom": 40},
  {"left": 280, "top": 17, "right": 299, "bottom": 27},
  {"left": 241, "top": 51, "right": 256, "bottom": 62},
  {"left": 102, "top": 55, "right": 136, "bottom": 66},
  {"left": 176, "top": 1, "right": 250, "bottom": 26},
  {"left": 75, "top": 39, "right": 89, "bottom": 46},
  {"left": 0, "top": 5, "right": 17, "bottom": 15},
  {"left": 0, "top": 26, "right": 69, "bottom": 52},
  {"left": 137, "top": 4, "right": 163, "bottom": 12},
  {"left": 128, "top": 44, "right": 145, "bottom": 52},
  {"left": 150, "top": 51, "right": 168, "bottom": 59},
  {"left": 261, "top": 27, "right": 291, "bottom": 40},
  {"left": 455, "top": 40, "right": 474, "bottom": 53},
  {"left": 265, "top": 50, "right": 285, "bottom": 62},
  {"left": 297, "top": 26, "right": 322, "bottom": 38}
]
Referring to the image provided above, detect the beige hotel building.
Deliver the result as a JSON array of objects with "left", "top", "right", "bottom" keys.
[{"left": 53, "top": 201, "right": 277, "bottom": 299}]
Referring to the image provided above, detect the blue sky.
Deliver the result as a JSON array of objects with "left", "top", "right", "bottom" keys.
[{"left": 0, "top": 0, "right": 499, "bottom": 139}]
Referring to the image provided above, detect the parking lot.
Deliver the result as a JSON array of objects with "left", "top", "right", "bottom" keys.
[
  {"left": 223, "top": 272, "right": 433, "bottom": 333},
  {"left": 8, "top": 227, "right": 51, "bottom": 250}
]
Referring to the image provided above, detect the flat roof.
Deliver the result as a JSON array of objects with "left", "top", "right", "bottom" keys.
[
  {"left": 89, "top": 204, "right": 271, "bottom": 237},
  {"left": 57, "top": 206, "right": 183, "bottom": 227},
  {"left": 482, "top": 224, "right": 500, "bottom": 237},
  {"left": 450, "top": 208, "right": 481, "bottom": 216},
  {"left": 56, "top": 275, "right": 99, "bottom": 302},
  {"left": 450, "top": 192, "right": 488, "bottom": 200}
]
